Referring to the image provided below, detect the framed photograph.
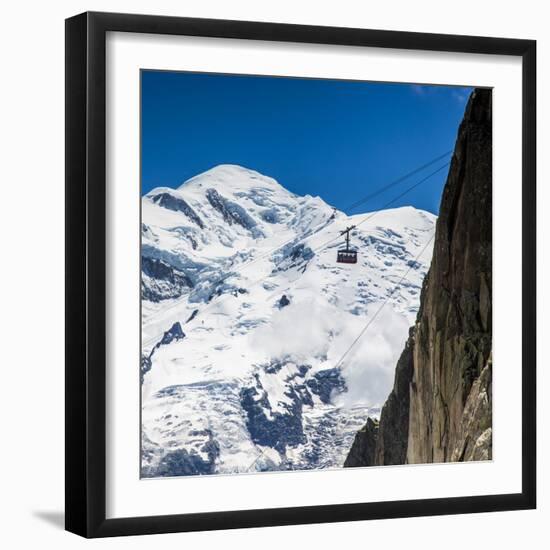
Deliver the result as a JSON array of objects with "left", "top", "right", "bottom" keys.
[{"left": 65, "top": 11, "right": 536, "bottom": 538}]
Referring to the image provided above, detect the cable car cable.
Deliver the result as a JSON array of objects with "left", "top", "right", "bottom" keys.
[
  {"left": 266, "top": 176, "right": 442, "bottom": 315},
  {"left": 311, "top": 161, "right": 450, "bottom": 255},
  {"left": 221, "top": 162, "right": 447, "bottom": 323},
  {"left": 332, "top": 233, "right": 435, "bottom": 371},
  {"left": 344, "top": 149, "right": 452, "bottom": 213},
  {"left": 203, "top": 149, "right": 452, "bottom": 284}
]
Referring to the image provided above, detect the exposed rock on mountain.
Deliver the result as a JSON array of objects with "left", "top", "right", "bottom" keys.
[
  {"left": 345, "top": 88, "right": 492, "bottom": 467},
  {"left": 277, "top": 294, "right": 290, "bottom": 308},
  {"left": 150, "top": 191, "right": 204, "bottom": 228},
  {"left": 374, "top": 328, "right": 415, "bottom": 465},
  {"left": 206, "top": 187, "right": 261, "bottom": 236},
  {"left": 140, "top": 322, "right": 186, "bottom": 384},
  {"left": 141, "top": 256, "right": 194, "bottom": 303},
  {"left": 450, "top": 356, "right": 492, "bottom": 461},
  {"left": 344, "top": 417, "right": 379, "bottom": 467}
]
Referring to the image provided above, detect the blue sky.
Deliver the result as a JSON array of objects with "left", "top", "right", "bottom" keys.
[{"left": 141, "top": 71, "right": 472, "bottom": 215}]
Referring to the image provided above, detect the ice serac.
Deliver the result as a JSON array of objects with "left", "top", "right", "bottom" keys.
[{"left": 344, "top": 88, "right": 493, "bottom": 467}]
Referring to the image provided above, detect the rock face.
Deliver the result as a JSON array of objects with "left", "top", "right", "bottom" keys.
[
  {"left": 239, "top": 361, "right": 347, "bottom": 454},
  {"left": 150, "top": 191, "right": 204, "bottom": 228},
  {"left": 205, "top": 187, "right": 261, "bottom": 236},
  {"left": 373, "top": 328, "right": 415, "bottom": 465},
  {"left": 450, "top": 356, "right": 492, "bottom": 461},
  {"left": 344, "top": 418, "right": 379, "bottom": 467},
  {"left": 141, "top": 256, "right": 194, "bottom": 303},
  {"left": 345, "top": 88, "right": 492, "bottom": 467}
]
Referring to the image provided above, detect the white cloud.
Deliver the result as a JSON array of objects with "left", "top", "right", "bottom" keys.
[{"left": 335, "top": 306, "right": 411, "bottom": 408}]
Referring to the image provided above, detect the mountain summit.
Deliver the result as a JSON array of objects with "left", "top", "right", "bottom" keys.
[{"left": 141, "top": 165, "right": 436, "bottom": 477}]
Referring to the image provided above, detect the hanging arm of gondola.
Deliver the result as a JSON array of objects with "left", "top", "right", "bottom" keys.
[
  {"left": 340, "top": 225, "right": 357, "bottom": 251},
  {"left": 337, "top": 225, "right": 358, "bottom": 264}
]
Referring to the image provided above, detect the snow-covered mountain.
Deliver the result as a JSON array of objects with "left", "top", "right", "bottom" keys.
[{"left": 141, "top": 164, "right": 436, "bottom": 477}]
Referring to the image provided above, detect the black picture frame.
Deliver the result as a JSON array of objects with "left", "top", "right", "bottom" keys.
[{"left": 65, "top": 11, "right": 536, "bottom": 538}]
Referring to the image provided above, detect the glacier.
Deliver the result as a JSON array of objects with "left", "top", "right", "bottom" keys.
[{"left": 141, "top": 164, "right": 436, "bottom": 477}]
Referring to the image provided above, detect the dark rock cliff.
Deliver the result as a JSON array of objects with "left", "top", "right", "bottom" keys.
[
  {"left": 141, "top": 256, "right": 194, "bottom": 303},
  {"left": 150, "top": 192, "right": 204, "bottom": 228},
  {"left": 345, "top": 88, "right": 492, "bottom": 467},
  {"left": 344, "top": 417, "right": 379, "bottom": 467}
]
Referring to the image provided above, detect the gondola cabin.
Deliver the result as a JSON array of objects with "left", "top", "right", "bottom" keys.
[
  {"left": 336, "top": 225, "right": 358, "bottom": 264},
  {"left": 337, "top": 249, "right": 358, "bottom": 264}
]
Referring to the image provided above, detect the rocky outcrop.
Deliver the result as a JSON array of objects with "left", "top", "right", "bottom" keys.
[
  {"left": 150, "top": 191, "right": 204, "bottom": 228},
  {"left": 277, "top": 294, "right": 291, "bottom": 308},
  {"left": 152, "top": 321, "right": 185, "bottom": 352},
  {"left": 141, "top": 256, "right": 194, "bottom": 302},
  {"left": 344, "top": 418, "right": 379, "bottom": 467},
  {"left": 141, "top": 322, "right": 186, "bottom": 383},
  {"left": 240, "top": 362, "right": 347, "bottom": 454},
  {"left": 206, "top": 187, "right": 262, "bottom": 237},
  {"left": 373, "top": 328, "right": 415, "bottom": 465},
  {"left": 142, "top": 430, "right": 220, "bottom": 477},
  {"left": 450, "top": 356, "right": 492, "bottom": 461},
  {"left": 344, "top": 88, "right": 492, "bottom": 467}
]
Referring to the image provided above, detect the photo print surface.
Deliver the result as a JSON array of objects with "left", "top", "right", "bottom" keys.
[{"left": 140, "top": 71, "right": 492, "bottom": 478}]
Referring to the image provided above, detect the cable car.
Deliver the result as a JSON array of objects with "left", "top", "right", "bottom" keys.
[{"left": 337, "top": 225, "right": 358, "bottom": 264}]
